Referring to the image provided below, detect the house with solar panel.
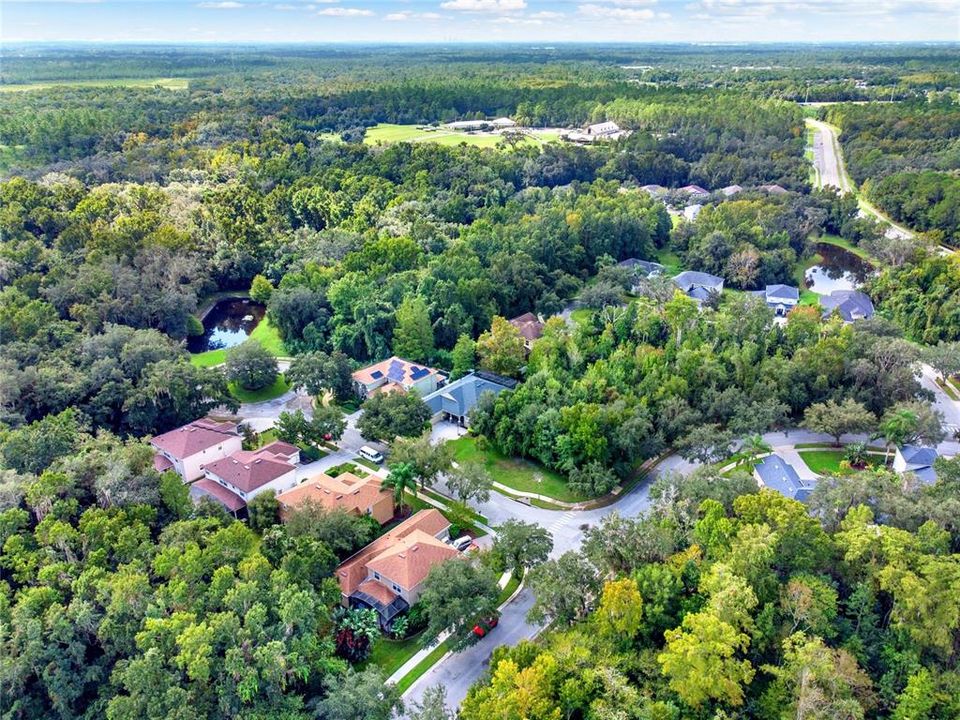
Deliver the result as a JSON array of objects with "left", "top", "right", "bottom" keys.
[
  {"left": 352, "top": 356, "right": 442, "bottom": 399},
  {"left": 422, "top": 370, "right": 518, "bottom": 426}
]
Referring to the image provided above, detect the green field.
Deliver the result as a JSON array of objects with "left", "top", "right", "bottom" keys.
[
  {"left": 798, "top": 449, "right": 881, "bottom": 476},
  {"left": 447, "top": 436, "right": 581, "bottom": 502},
  {"left": 0, "top": 78, "right": 188, "bottom": 92},
  {"left": 362, "top": 123, "right": 562, "bottom": 149},
  {"left": 190, "top": 317, "right": 288, "bottom": 368},
  {"left": 228, "top": 374, "right": 290, "bottom": 404}
]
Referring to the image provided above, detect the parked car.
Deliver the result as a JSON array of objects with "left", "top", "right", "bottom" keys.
[
  {"left": 451, "top": 535, "right": 473, "bottom": 552},
  {"left": 358, "top": 445, "right": 384, "bottom": 464},
  {"left": 472, "top": 615, "right": 499, "bottom": 638}
]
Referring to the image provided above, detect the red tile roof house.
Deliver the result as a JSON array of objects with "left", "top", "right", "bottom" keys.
[
  {"left": 508, "top": 312, "right": 545, "bottom": 352},
  {"left": 150, "top": 417, "right": 243, "bottom": 482},
  {"left": 336, "top": 508, "right": 458, "bottom": 628},
  {"left": 351, "top": 356, "right": 442, "bottom": 399},
  {"left": 190, "top": 441, "right": 300, "bottom": 516}
]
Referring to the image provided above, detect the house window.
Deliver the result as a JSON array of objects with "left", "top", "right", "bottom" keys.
[
  {"left": 392, "top": 584, "right": 402, "bottom": 593},
  {"left": 373, "top": 572, "right": 381, "bottom": 580},
  {"left": 239, "top": 491, "right": 246, "bottom": 499}
]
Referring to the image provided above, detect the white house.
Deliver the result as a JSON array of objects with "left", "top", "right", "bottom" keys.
[
  {"left": 191, "top": 441, "right": 300, "bottom": 514},
  {"left": 893, "top": 445, "right": 940, "bottom": 485},
  {"left": 151, "top": 417, "right": 243, "bottom": 482}
]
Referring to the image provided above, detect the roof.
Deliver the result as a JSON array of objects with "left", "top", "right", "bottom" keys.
[
  {"left": 820, "top": 290, "right": 874, "bottom": 322},
  {"left": 190, "top": 478, "right": 246, "bottom": 512},
  {"left": 759, "top": 183, "right": 788, "bottom": 194},
  {"left": 618, "top": 258, "right": 664, "bottom": 276},
  {"left": 673, "top": 270, "right": 724, "bottom": 291},
  {"left": 720, "top": 185, "right": 743, "bottom": 196},
  {"left": 508, "top": 312, "right": 545, "bottom": 343},
  {"left": 765, "top": 284, "right": 800, "bottom": 301},
  {"left": 683, "top": 204, "right": 703, "bottom": 220},
  {"left": 491, "top": 117, "right": 516, "bottom": 127},
  {"left": 153, "top": 455, "right": 174, "bottom": 472},
  {"left": 202, "top": 449, "right": 295, "bottom": 493},
  {"left": 353, "top": 356, "right": 440, "bottom": 389},
  {"left": 150, "top": 418, "right": 238, "bottom": 460},
  {"left": 277, "top": 471, "right": 391, "bottom": 515},
  {"left": 260, "top": 440, "right": 299, "bottom": 459},
  {"left": 422, "top": 371, "right": 517, "bottom": 418},
  {"left": 898, "top": 445, "right": 939, "bottom": 468},
  {"left": 754, "top": 454, "right": 816, "bottom": 502},
  {"left": 640, "top": 184, "right": 666, "bottom": 195},
  {"left": 587, "top": 121, "right": 620, "bottom": 135},
  {"left": 366, "top": 529, "right": 461, "bottom": 590},
  {"left": 680, "top": 184, "right": 709, "bottom": 195},
  {"left": 337, "top": 509, "right": 451, "bottom": 596}
]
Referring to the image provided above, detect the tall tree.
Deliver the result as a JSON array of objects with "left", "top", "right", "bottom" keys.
[
  {"left": 356, "top": 391, "right": 431, "bottom": 442},
  {"left": 226, "top": 340, "right": 278, "bottom": 391},
  {"left": 393, "top": 295, "right": 435, "bottom": 363},
  {"left": 418, "top": 559, "right": 500, "bottom": 651},
  {"left": 493, "top": 520, "right": 553, "bottom": 572},
  {"left": 476, "top": 316, "right": 526, "bottom": 378},
  {"left": 802, "top": 398, "right": 876, "bottom": 447}
]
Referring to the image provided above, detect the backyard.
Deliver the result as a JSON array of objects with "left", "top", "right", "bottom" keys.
[
  {"left": 447, "top": 436, "right": 582, "bottom": 503},
  {"left": 797, "top": 448, "right": 884, "bottom": 475}
]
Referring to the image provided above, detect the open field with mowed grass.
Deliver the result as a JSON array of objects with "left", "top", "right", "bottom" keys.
[
  {"left": 798, "top": 449, "right": 883, "bottom": 476},
  {"left": 447, "top": 436, "right": 582, "bottom": 503},
  {"left": 190, "top": 317, "right": 287, "bottom": 368},
  {"left": 0, "top": 78, "right": 188, "bottom": 92},
  {"left": 362, "top": 123, "right": 562, "bottom": 149}
]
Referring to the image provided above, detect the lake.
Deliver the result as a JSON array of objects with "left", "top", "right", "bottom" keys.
[
  {"left": 804, "top": 243, "right": 873, "bottom": 295},
  {"left": 187, "top": 298, "right": 265, "bottom": 353}
]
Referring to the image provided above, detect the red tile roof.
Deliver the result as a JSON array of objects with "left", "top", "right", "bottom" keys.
[
  {"left": 202, "top": 450, "right": 295, "bottom": 493},
  {"left": 352, "top": 356, "right": 440, "bottom": 389},
  {"left": 260, "top": 440, "right": 300, "bottom": 458},
  {"left": 277, "top": 471, "right": 393, "bottom": 522},
  {"left": 509, "top": 312, "right": 544, "bottom": 343},
  {"left": 191, "top": 478, "right": 246, "bottom": 512},
  {"left": 150, "top": 418, "right": 238, "bottom": 459}
]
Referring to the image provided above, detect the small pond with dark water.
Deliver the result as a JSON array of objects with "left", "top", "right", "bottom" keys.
[
  {"left": 804, "top": 243, "right": 874, "bottom": 295},
  {"left": 187, "top": 298, "right": 265, "bottom": 353}
]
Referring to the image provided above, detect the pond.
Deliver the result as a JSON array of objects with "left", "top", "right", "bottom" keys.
[
  {"left": 187, "top": 298, "right": 265, "bottom": 353},
  {"left": 804, "top": 243, "right": 874, "bottom": 295}
]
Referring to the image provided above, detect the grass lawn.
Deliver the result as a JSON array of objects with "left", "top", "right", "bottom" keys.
[
  {"left": 570, "top": 307, "right": 595, "bottom": 327},
  {"left": 189, "top": 317, "right": 288, "bottom": 368},
  {"left": 447, "top": 436, "right": 582, "bottom": 503},
  {"left": 798, "top": 449, "right": 882, "bottom": 475},
  {"left": 936, "top": 377, "right": 960, "bottom": 401},
  {"left": 355, "top": 457, "right": 382, "bottom": 472},
  {"left": 654, "top": 248, "right": 683, "bottom": 275},
  {"left": 366, "top": 631, "right": 426, "bottom": 677},
  {"left": 228, "top": 374, "right": 290, "bottom": 404},
  {"left": 0, "top": 77, "right": 188, "bottom": 92},
  {"left": 190, "top": 348, "right": 228, "bottom": 368},
  {"left": 258, "top": 428, "right": 279, "bottom": 446},
  {"left": 394, "top": 639, "right": 451, "bottom": 693},
  {"left": 497, "top": 570, "right": 522, "bottom": 605}
]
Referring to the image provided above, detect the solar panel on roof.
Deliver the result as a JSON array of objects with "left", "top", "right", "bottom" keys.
[
  {"left": 387, "top": 367, "right": 406, "bottom": 382},
  {"left": 371, "top": 370, "right": 383, "bottom": 380},
  {"left": 410, "top": 368, "right": 430, "bottom": 380}
]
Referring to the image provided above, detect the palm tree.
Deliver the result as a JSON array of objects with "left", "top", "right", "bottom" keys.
[
  {"left": 874, "top": 409, "right": 918, "bottom": 464},
  {"left": 383, "top": 462, "right": 417, "bottom": 515},
  {"left": 741, "top": 433, "right": 772, "bottom": 461}
]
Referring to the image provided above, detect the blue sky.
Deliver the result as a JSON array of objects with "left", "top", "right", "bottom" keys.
[{"left": 3, "top": 0, "right": 958, "bottom": 43}]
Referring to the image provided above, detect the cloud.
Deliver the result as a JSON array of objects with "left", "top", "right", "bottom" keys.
[
  {"left": 530, "top": 10, "right": 564, "bottom": 17},
  {"left": 578, "top": 3, "right": 656, "bottom": 20},
  {"left": 317, "top": 6, "right": 373, "bottom": 14},
  {"left": 197, "top": 1, "right": 244, "bottom": 8},
  {"left": 385, "top": 10, "right": 445, "bottom": 20},
  {"left": 440, "top": 0, "right": 527, "bottom": 12}
]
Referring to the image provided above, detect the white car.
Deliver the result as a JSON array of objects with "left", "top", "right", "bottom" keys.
[
  {"left": 358, "top": 445, "right": 384, "bottom": 464},
  {"left": 452, "top": 535, "right": 473, "bottom": 552}
]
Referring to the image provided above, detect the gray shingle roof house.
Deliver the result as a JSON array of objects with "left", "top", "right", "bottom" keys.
[
  {"left": 893, "top": 445, "right": 940, "bottom": 485},
  {"left": 820, "top": 290, "right": 875, "bottom": 322},
  {"left": 752, "top": 284, "right": 800, "bottom": 316},
  {"left": 422, "top": 370, "right": 518, "bottom": 426},
  {"left": 673, "top": 270, "right": 724, "bottom": 303},
  {"left": 640, "top": 184, "right": 666, "bottom": 196},
  {"left": 619, "top": 258, "right": 665, "bottom": 279},
  {"left": 753, "top": 454, "right": 816, "bottom": 502}
]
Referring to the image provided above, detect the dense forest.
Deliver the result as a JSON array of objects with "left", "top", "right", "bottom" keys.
[{"left": 1, "top": 45, "right": 959, "bottom": 720}]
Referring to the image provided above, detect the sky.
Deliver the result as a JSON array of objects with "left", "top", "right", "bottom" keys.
[{"left": 3, "top": 0, "right": 959, "bottom": 44}]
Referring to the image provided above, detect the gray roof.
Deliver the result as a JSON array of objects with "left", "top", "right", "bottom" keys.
[
  {"left": 673, "top": 270, "right": 724, "bottom": 292},
  {"left": 619, "top": 258, "right": 664, "bottom": 276},
  {"left": 422, "top": 371, "right": 517, "bottom": 419},
  {"left": 765, "top": 284, "right": 799, "bottom": 301},
  {"left": 754, "top": 454, "right": 816, "bottom": 502},
  {"left": 912, "top": 466, "right": 939, "bottom": 485},
  {"left": 720, "top": 185, "right": 743, "bottom": 196},
  {"left": 899, "top": 445, "right": 939, "bottom": 468},
  {"left": 820, "top": 290, "right": 874, "bottom": 322}
]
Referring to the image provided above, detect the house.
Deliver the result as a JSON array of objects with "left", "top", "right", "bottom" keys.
[
  {"left": 422, "top": 370, "right": 518, "bottom": 426},
  {"left": 445, "top": 119, "right": 489, "bottom": 131},
  {"left": 587, "top": 121, "right": 621, "bottom": 136},
  {"left": 336, "top": 509, "right": 458, "bottom": 628},
  {"left": 618, "top": 258, "right": 665, "bottom": 293},
  {"left": 754, "top": 284, "right": 800, "bottom": 316},
  {"left": 679, "top": 184, "right": 710, "bottom": 197},
  {"left": 277, "top": 470, "right": 394, "bottom": 524},
  {"left": 672, "top": 270, "right": 724, "bottom": 303},
  {"left": 820, "top": 290, "right": 875, "bottom": 322},
  {"left": 640, "top": 184, "right": 667, "bottom": 196},
  {"left": 753, "top": 454, "right": 817, "bottom": 502},
  {"left": 759, "top": 183, "right": 788, "bottom": 195},
  {"left": 190, "top": 441, "right": 300, "bottom": 515},
  {"left": 683, "top": 203, "right": 703, "bottom": 222},
  {"left": 150, "top": 417, "right": 243, "bottom": 482},
  {"left": 508, "top": 312, "right": 545, "bottom": 351},
  {"left": 720, "top": 184, "right": 743, "bottom": 196},
  {"left": 352, "top": 357, "right": 442, "bottom": 399},
  {"left": 490, "top": 117, "right": 517, "bottom": 129},
  {"left": 893, "top": 445, "right": 940, "bottom": 485}
]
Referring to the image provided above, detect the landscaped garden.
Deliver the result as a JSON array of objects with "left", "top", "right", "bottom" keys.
[
  {"left": 447, "top": 436, "right": 583, "bottom": 503},
  {"left": 797, "top": 448, "right": 884, "bottom": 475}
]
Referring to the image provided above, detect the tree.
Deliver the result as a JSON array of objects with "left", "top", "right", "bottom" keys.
[
  {"left": 314, "top": 667, "right": 401, "bottom": 720},
  {"left": 246, "top": 491, "right": 279, "bottom": 533},
  {"left": 476, "top": 316, "right": 526, "bottom": 378},
  {"left": 275, "top": 410, "right": 310, "bottom": 446},
  {"left": 418, "top": 559, "right": 500, "bottom": 651},
  {"left": 310, "top": 404, "right": 347, "bottom": 443},
  {"left": 389, "top": 433, "right": 453, "bottom": 489},
  {"left": 493, "top": 520, "right": 553, "bottom": 572},
  {"left": 0, "top": 408, "right": 83, "bottom": 475},
  {"left": 393, "top": 295, "right": 434, "bottom": 363},
  {"left": 334, "top": 608, "right": 381, "bottom": 663},
  {"left": 578, "top": 281, "right": 623, "bottom": 309},
  {"left": 383, "top": 462, "right": 418, "bottom": 513},
  {"left": 284, "top": 502, "right": 376, "bottom": 558},
  {"left": 527, "top": 551, "right": 599, "bottom": 627},
  {"left": 225, "top": 340, "right": 278, "bottom": 391},
  {"left": 249, "top": 274, "right": 273, "bottom": 303},
  {"left": 594, "top": 577, "right": 644, "bottom": 644},
  {"left": 406, "top": 686, "right": 455, "bottom": 720},
  {"left": 446, "top": 461, "right": 493, "bottom": 504},
  {"left": 876, "top": 401, "right": 945, "bottom": 461},
  {"left": 658, "top": 611, "right": 755, "bottom": 708},
  {"left": 741, "top": 433, "right": 771, "bottom": 461},
  {"left": 567, "top": 461, "right": 618, "bottom": 497},
  {"left": 802, "top": 399, "right": 875, "bottom": 447},
  {"left": 676, "top": 423, "right": 734, "bottom": 464},
  {"left": 357, "top": 391, "right": 431, "bottom": 441},
  {"left": 450, "top": 334, "right": 476, "bottom": 380},
  {"left": 925, "top": 341, "right": 960, "bottom": 382},
  {"left": 286, "top": 350, "right": 354, "bottom": 402}
]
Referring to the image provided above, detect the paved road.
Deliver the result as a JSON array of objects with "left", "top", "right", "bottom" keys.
[{"left": 809, "top": 119, "right": 851, "bottom": 195}]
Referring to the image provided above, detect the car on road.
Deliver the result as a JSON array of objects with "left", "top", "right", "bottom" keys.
[
  {"left": 472, "top": 615, "right": 499, "bottom": 638},
  {"left": 451, "top": 535, "right": 473, "bottom": 552},
  {"left": 358, "top": 445, "right": 384, "bottom": 464}
]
